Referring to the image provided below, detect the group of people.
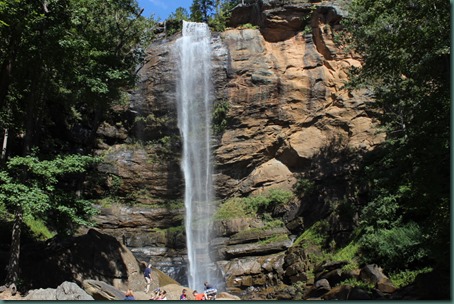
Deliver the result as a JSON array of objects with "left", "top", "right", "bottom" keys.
[
  {"left": 183, "top": 282, "right": 217, "bottom": 300},
  {"left": 144, "top": 264, "right": 169, "bottom": 300},
  {"left": 123, "top": 263, "right": 217, "bottom": 300},
  {"left": 123, "top": 288, "right": 167, "bottom": 301},
  {"left": 151, "top": 288, "right": 168, "bottom": 300}
]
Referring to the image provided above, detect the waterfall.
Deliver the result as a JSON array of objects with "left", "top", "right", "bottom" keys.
[{"left": 175, "top": 21, "right": 219, "bottom": 291}]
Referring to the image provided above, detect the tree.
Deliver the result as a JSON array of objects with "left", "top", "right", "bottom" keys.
[
  {"left": 165, "top": 6, "right": 189, "bottom": 35},
  {"left": 190, "top": 0, "right": 215, "bottom": 22},
  {"left": 0, "top": 0, "right": 155, "bottom": 286},
  {"left": 168, "top": 6, "right": 189, "bottom": 21},
  {"left": 0, "top": 0, "right": 154, "bottom": 157},
  {"left": 343, "top": 0, "right": 450, "bottom": 268},
  {"left": 208, "top": 0, "right": 240, "bottom": 32},
  {"left": 0, "top": 154, "right": 99, "bottom": 284}
]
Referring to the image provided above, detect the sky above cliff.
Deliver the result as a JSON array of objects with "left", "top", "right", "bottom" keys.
[{"left": 137, "top": 0, "right": 192, "bottom": 21}]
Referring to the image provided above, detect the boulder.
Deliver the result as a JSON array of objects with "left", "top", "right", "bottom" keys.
[
  {"left": 56, "top": 282, "right": 95, "bottom": 300},
  {"left": 20, "top": 229, "right": 159, "bottom": 292},
  {"left": 320, "top": 284, "right": 351, "bottom": 300},
  {"left": 218, "top": 291, "right": 241, "bottom": 300},
  {"left": 25, "top": 282, "right": 94, "bottom": 300},
  {"left": 348, "top": 286, "right": 372, "bottom": 300},
  {"left": 377, "top": 277, "right": 397, "bottom": 293},
  {"left": 359, "top": 264, "right": 388, "bottom": 285},
  {"left": 24, "top": 288, "right": 57, "bottom": 301},
  {"left": 305, "top": 278, "right": 331, "bottom": 298},
  {"left": 82, "top": 280, "right": 124, "bottom": 301}
]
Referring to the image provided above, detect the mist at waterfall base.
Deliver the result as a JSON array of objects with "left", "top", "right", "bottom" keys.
[{"left": 175, "top": 21, "right": 223, "bottom": 292}]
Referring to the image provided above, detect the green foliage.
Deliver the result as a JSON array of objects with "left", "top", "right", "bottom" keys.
[
  {"left": 343, "top": 0, "right": 450, "bottom": 269},
  {"left": 333, "top": 241, "right": 359, "bottom": 262},
  {"left": 0, "top": 0, "right": 156, "bottom": 155},
  {"left": 0, "top": 154, "right": 100, "bottom": 234},
  {"left": 293, "top": 178, "right": 315, "bottom": 197},
  {"left": 339, "top": 278, "right": 374, "bottom": 290},
  {"left": 169, "top": 7, "right": 189, "bottom": 21},
  {"left": 243, "top": 189, "right": 293, "bottom": 214},
  {"left": 214, "top": 189, "right": 293, "bottom": 220},
  {"left": 214, "top": 197, "right": 248, "bottom": 220},
  {"left": 263, "top": 218, "right": 284, "bottom": 229},
  {"left": 212, "top": 100, "right": 229, "bottom": 135},
  {"left": 165, "top": 7, "right": 189, "bottom": 36},
  {"left": 167, "top": 225, "right": 185, "bottom": 233},
  {"left": 208, "top": 0, "right": 240, "bottom": 32},
  {"left": 190, "top": 0, "right": 215, "bottom": 22},
  {"left": 162, "top": 199, "right": 185, "bottom": 210},
  {"left": 239, "top": 23, "right": 258, "bottom": 29},
  {"left": 333, "top": 241, "right": 360, "bottom": 271},
  {"left": 389, "top": 267, "right": 432, "bottom": 289},
  {"left": 293, "top": 220, "right": 328, "bottom": 248},
  {"left": 23, "top": 215, "right": 55, "bottom": 240},
  {"left": 258, "top": 234, "right": 289, "bottom": 245},
  {"left": 358, "top": 222, "right": 429, "bottom": 271}
]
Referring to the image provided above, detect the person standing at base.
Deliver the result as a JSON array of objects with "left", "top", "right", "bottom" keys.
[{"left": 144, "top": 264, "right": 152, "bottom": 293}]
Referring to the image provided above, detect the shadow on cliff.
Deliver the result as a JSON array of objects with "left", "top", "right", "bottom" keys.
[
  {"left": 292, "top": 136, "right": 376, "bottom": 247},
  {"left": 16, "top": 229, "right": 134, "bottom": 291}
]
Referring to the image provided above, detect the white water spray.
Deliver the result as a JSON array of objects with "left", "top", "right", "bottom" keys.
[{"left": 175, "top": 21, "right": 219, "bottom": 291}]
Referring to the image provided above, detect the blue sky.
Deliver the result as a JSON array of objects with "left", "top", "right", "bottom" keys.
[{"left": 137, "top": 0, "right": 193, "bottom": 21}]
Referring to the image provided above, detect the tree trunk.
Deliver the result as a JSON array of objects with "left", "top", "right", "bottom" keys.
[
  {"left": 1, "top": 128, "right": 8, "bottom": 160},
  {"left": 5, "top": 206, "right": 23, "bottom": 286}
]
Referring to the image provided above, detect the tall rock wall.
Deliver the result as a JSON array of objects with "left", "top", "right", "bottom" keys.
[{"left": 91, "top": 0, "right": 385, "bottom": 290}]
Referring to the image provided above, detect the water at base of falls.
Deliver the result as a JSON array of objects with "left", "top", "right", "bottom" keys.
[{"left": 175, "top": 21, "right": 221, "bottom": 292}]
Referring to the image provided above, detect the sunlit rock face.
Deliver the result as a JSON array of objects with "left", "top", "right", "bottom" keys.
[
  {"left": 214, "top": 1, "right": 384, "bottom": 199},
  {"left": 91, "top": 0, "right": 384, "bottom": 292}
]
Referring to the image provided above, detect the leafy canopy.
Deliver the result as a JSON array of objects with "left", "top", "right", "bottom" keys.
[
  {"left": 0, "top": 154, "right": 100, "bottom": 235},
  {"left": 343, "top": 0, "right": 450, "bottom": 268}
]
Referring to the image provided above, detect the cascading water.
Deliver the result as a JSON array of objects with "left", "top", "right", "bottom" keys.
[{"left": 175, "top": 21, "right": 220, "bottom": 291}]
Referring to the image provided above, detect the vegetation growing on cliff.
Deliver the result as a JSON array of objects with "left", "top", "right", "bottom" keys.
[{"left": 214, "top": 189, "right": 293, "bottom": 221}]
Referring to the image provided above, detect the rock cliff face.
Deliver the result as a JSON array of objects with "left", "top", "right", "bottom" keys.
[{"left": 91, "top": 0, "right": 385, "bottom": 294}]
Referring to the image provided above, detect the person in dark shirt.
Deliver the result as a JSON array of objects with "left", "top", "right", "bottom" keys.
[
  {"left": 204, "top": 282, "right": 217, "bottom": 300},
  {"left": 144, "top": 264, "right": 152, "bottom": 293},
  {"left": 180, "top": 288, "right": 188, "bottom": 300}
]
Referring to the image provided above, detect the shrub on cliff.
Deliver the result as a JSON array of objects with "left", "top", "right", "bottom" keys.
[{"left": 214, "top": 189, "right": 293, "bottom": 220}]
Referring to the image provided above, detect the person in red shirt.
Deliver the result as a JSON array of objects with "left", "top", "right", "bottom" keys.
[{"left": 192, "top": 290, "right": 206, "bottom": 300}]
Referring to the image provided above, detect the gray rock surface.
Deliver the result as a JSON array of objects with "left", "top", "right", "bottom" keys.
[{"left": 25, "top": 281, "right": 94, "bottom": 300}]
